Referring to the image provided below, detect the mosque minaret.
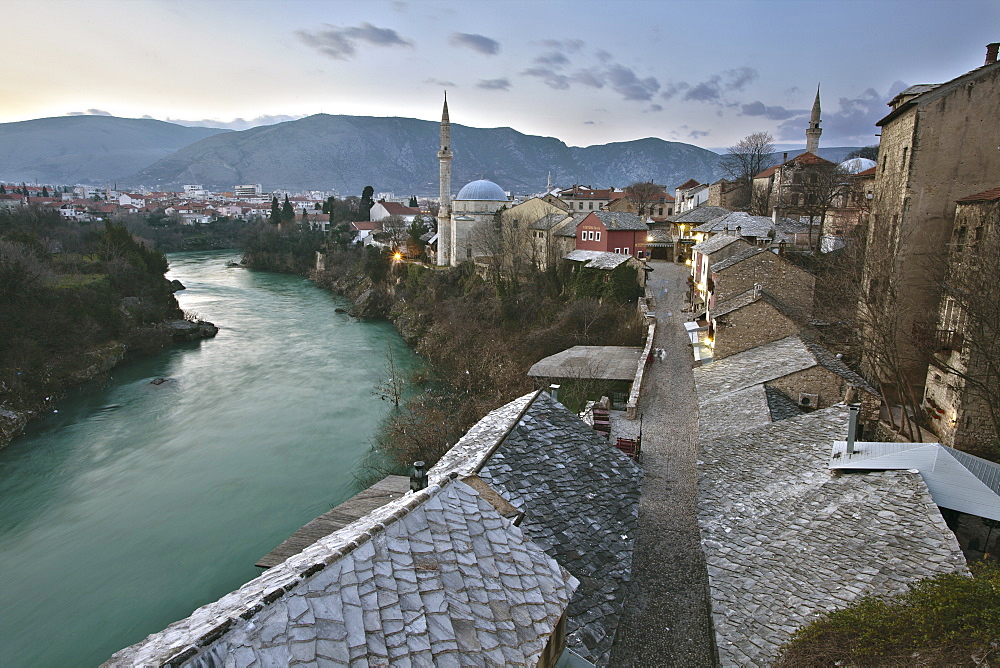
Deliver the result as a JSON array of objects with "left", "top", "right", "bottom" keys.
[
  {"left": 805, "top": 84, "right": 822, "bottom": 154},
  {"left": 437, "top": 92, "right": 453, "bottom": 266}
]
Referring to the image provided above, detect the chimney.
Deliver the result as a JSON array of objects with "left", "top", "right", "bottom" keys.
[
  {"left": 987, "top": 42, "right": 1000, "bottom": 66},
  {"left": 410, "top": 460, "right": 427, "bottom": 492},
  {"left": 846, "top": 405, "right": 860, "bottom": 455},
  {"left": 782, "top": 152, "right": 788, "bottom": 164},
  {"left": 549, "top": 383, "right": 561, "bottom": 402}
]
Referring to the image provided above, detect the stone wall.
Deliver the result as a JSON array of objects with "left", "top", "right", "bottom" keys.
[
  {"left": 863, "top": 62, "right": 1000, "bottom": 385},
  {"left": 713, "top": 252, "right": 815, "bottom": 315},
  {"left": 768, "top": 365, "right": 851, "bottom": 411},
  {"left": 713, "top": 301, "right": 798, "bottom": 360}
]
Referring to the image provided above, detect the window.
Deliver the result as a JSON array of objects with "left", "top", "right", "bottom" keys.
[
  {"left": 578, "top": 202, "right": 584, "bottom": 210},
  {"left": 595, "top": 231, "right": 601, "bottom": 242},
  {"left": 902, "top": 147, "right": 908, "bottom": 171},
  {"left": 624, "top": 247, "right": 630, "bottom": 255},
  {"left": 587, "top": 230, "right": 594, "bottom": 241},
  {"left": 614, "top": 247, "right": 621, "bottom": 253},
  {"left": 589, "top": 202, "right": 593, "bottom": 210}
]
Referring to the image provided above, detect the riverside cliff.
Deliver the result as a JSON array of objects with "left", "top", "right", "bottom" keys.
[{"left": 0, "top": 210, "right": 218, "bottom": 448}]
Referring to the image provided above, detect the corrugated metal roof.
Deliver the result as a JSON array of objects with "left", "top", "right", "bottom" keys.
[{"left": 830, "top": 441, "right": 1000, "bottom": 521}]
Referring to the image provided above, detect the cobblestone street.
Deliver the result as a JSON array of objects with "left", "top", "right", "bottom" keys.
[{"left": 609, "top": 260, "right": 716, "bottom": 666}]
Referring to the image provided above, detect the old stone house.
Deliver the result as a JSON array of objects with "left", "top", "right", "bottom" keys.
[
  {"left": 860, "top": 43, "right": 1000, "bottom": 398},
  {"left": 710, "top": 288, "right": 801, "bottom": 360},
  {"left": 501, "top": 196, "right": 572, "bottom": 269},
  {"left": 920, "top": 186, "right": 1000, "bottom": 457},
  {"left": 709, "top": 246, "right": 815, "bottom": 317},
  {"left": 604, "top": 187, "right": 675, "bottom": 220},
  {"left": 690, "top": 234, "right": 751, "bottom": 311},
  {"left": 707, "top": 178, "right": 749, "bottom": 211}
]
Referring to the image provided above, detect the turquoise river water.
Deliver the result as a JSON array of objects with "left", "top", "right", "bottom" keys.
[{"left": 0, "top": 250, "right": 419, "bottom": 666}]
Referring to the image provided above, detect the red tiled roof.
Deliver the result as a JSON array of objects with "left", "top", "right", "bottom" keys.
[
  {"left": 789, "top": 151, "right": 835, "bottom": 166},
  {"left": 351, "top": 221, "right": 380, "bottom": 231},
  {"left": 854, "top": 166, "right": 877, "bottom": 177},
  {"left": 676, "top": 178, "right": 701, "bottom": 190},
  {"left": 753, "top": 165, "right": 780, "bottom": 179},
  {"left": 956, "top": 186, "right": 1000, "bottom": 203}
]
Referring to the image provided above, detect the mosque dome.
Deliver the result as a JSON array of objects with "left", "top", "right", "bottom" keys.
[
  {"left": 839, "top": 157, "right": 877, "bottom": 174},
  {"left": 455, "top": 179, "right": 508, "bottom": 201}
]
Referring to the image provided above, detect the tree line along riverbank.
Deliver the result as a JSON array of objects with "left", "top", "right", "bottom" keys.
[
  {"left": 241, "top": 223, "right": 646, "bottom": 476},
  {"left": 0, "top": 207, "right": 217, "bottom": 448}
]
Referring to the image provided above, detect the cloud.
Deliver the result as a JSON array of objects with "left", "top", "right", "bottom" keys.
[
  {"left": 539, "top": 38, "right": 584, "bottom": 52},
  {"left": 168, "top": 114, "right": 306, "bottom": 130},
  {"left": 534, "top": 51, "right": 569, "bottom": 67},
  {"left": 391, "top": 1, "right": 407, "bottom": 11},
  {"left": 67, "top": 109, "right": 112, "bottom": 116},
  {"left": 521, "top": 66, "right": 570, "bottom": 90},
  {"left": 661, "top": 67, "right": 760, "bottom": 104},
  {"left": 775, "top": 81, "right": 909, "bottom": 144},
  {"left": 689, "top": 129, "right": 710, "bottom": 139},
  {"left": 583, "top": 120, "right": 596, "bottom": 125},
  {"left": 648, "top": 104, "right": 663, "bottom": 112},
  {"left": 450, "top": 32, "right": 500, "bottom": 55},
  {"left": 477, "top": 78, "right": 511, "bottom": 91},
  {"left": 570, "top": 70, "right": 603, "bottom": 88},
  {"left": 424, "top": 78, "right": 456, "bottom": 87},
  {"left": 604, "top": 64, "right": 660, "bottom": 101},
  {"left": 297, "top": 22, "right": 413, "bottom": 60},
  {"left": 739, "top": 100, "right": 801, "bottom": 120}
]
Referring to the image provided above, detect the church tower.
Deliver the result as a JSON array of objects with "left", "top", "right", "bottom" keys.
[
  {"left": 805, "top": 84, "right": 822, "bottom": 154},
  {"left": 437, "top": 92, "right": 453, "bottom": 266}
]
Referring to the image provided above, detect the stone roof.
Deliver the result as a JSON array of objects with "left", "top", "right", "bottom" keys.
[
  {"left": 563, "top": 249, "right": 634, "bottom": 270},
  {"left": 530, "top": 212, "right": 571, "bottom": 230},
  {"left": 107, "top": 475, "right": 577, "bottom": 667},
  {"left": 666, "top": 205, "right": 731, "bottom": 224},
  {"left": 691, "top": 233, "right": 746, "bottom": 255},
  {"left": 709, "top": 246, "right": 768, "bottom": 273},
  {"left": 698, "top": 405, "right": 967, "bottom": 667},
  {"left": 693, "top": 335, "right": 824, "bottom": 402},
  {"left": 764, "top": 385, "right": 805, "bottom": 421},
  {"left": 429, "top": 392, "right": 642, "bottom": 665},
  {"left": 527, "top": 346, "right": 643, "bottom": 381},
  {"left": 692, "top": 211, "right": 782, "bottom": 239},
  {"left": 555, "top": 213, "right": 590, "bottom": 237},
  {"left": 590, "top": 211, "right": 649, "bottom": 231},
  {"left": 801, "top": 339, "right": 879, "bottom": 396}
]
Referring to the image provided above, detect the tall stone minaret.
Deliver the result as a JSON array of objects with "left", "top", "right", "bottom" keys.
[
  {"left": 805, "top": 84, "right": 822, "bottom": 154},
  {"left": 437, "top": 92, "right": 453, "bottom": 267}
]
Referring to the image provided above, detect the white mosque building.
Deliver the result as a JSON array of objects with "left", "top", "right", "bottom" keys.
[{"left": 436, "top": 94, "right": 510, "bottom": 266}]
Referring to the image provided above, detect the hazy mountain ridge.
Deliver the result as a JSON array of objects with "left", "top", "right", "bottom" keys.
[
  {"left": 0, "top": 116, "right": 230, "bottom": 185},
  {"left": 125, "top": 114, "right": 731, "bottom": 195},
  {"left": 1, "top": 114, "right": 863, "bottom": 195}
]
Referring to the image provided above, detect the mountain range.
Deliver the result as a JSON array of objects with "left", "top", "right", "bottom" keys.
[
  {"left": 0, "top": 114, "right": 862, "bottom": 196},
  {"left": 0, "top": 115, "right": 229, "bottom": 186}
]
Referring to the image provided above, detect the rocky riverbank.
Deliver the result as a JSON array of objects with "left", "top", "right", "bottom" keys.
[{"left": 0, "top": 318, "right": 218, "bottom": 450}]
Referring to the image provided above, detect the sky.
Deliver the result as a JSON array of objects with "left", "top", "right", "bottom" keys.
[{"left": 2, "top": 0, "right": 997, "bottom": 150}]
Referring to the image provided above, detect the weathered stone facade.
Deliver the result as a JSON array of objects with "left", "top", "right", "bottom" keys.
[
  {"left": 861, "top": 54, "right": 1000, "bottom": 388},
  {"left": 712, "top": 297, "right": 798, "bottom": 360},
  {"left": 921, "top": 193, "right": 1000, "bottom": 457},
  {"left": 711, "top": 248, "right": 815, "bottom": 316},
  {"left": 768, "top": 364, "right": 856, "bottom": 412}
]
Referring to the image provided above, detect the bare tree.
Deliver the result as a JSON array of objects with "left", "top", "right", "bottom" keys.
[
  {"left": 624, "top": 181, "right": 665, "bottom": 218},
  {"left": 921, "top": 203, "right": 1000, "bottom": 458},
  {"left": 374, "top": 215, "right": 408, "bottom": 251},
  {"left": 783, "top": 163, "right": 853, "bottom": 252},
  {"left": 471, "top": 208, "right": 535, "bottom": 299},
  {"left": 720, "top": 132, "right": 776, "bottom": 214}
]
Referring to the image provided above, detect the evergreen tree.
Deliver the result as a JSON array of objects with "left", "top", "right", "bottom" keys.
[
  {"left": 0, "top": 184, "right": 6, "bottom": 194},
  {"left": 408, "top": 195, "right": 418, "bottom": 208},
  {"left": 269, "top": 196, "right": 281, "bottom": 224},
  {"left": 41, "top": 186, "right": 48, "bottom": 197},
  {"left": 281, "top": 194, "right": 295, "bottom": 222},
  {"left": 360, "top": 186, "right": 375, "bottom": 222}
]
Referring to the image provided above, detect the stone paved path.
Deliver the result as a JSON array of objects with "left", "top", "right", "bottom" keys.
[{"left": 608, "top": 260, "right": 716, "bottom": 667}]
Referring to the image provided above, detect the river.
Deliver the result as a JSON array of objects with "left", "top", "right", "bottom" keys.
[{"left": 0, "top": 250, "right": 419, "bottom": 666}]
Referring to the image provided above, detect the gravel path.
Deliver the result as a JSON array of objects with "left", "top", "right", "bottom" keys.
[{"left": 608, "top": 260, "right": 717, "bottom": 667}]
